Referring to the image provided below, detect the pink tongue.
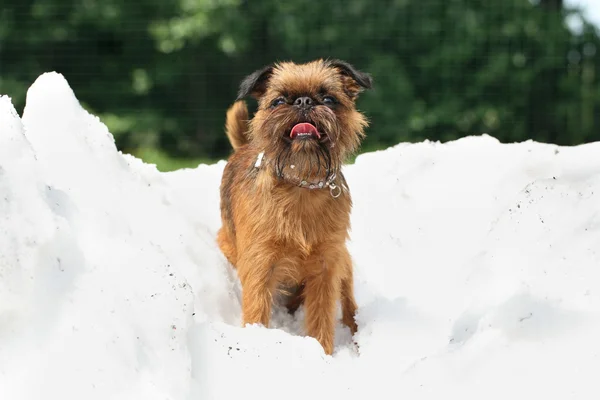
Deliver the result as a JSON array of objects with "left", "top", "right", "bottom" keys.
[{"left": 290, "top": 123, "right": 321, "bottom": 139}]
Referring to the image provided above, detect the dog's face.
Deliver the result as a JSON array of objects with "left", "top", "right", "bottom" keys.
[{"left": 237, "top": 59, "right": 372, "bottom": 185}]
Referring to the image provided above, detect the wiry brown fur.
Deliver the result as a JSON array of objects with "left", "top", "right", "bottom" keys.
[{"left": 217, "top": 59, "right": 372, "bottom": 355}]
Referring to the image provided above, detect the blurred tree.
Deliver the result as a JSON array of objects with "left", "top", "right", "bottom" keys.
[
  {"left": 540, "top": 0, "right": 563, "bottom": 10},
  {"left": 0, "top": 0, "right": 598, "bottom": 167}
]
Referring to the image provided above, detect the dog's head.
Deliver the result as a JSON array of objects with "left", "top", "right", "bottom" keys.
[{"left": 237, "top": 59, "right": 372, "bottom": 185}]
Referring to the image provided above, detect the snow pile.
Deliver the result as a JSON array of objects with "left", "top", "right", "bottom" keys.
[{"left": 1, "top": 73, "right": 599, "bottom": 400}]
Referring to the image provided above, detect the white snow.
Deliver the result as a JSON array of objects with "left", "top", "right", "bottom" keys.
[{"left": 1, "top": 73, "right": 600, "bottom": 399}]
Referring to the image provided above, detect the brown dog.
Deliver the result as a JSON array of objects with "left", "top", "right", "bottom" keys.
[{"left": 217, "top": 59, "right": 372, "bottom": 355}]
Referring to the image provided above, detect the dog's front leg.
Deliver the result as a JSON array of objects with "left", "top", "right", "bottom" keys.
[
  {"left": 303, "top": 249, "right": 343, "bottom": 355},
  {"left": 339, "top": 248, "right": 358, "bottom": 336},
  {"left": 237, "top": 251, "right": 278, "bottom": 328}
]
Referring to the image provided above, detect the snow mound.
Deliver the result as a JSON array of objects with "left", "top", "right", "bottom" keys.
[{"left": 1, "top": 73, "right": 599, "bottom": 400}]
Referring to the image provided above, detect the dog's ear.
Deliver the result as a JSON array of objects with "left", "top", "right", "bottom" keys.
[
  {"left": 328, "top": 59, "right": 373, "bottom": 99},
  {"left": 236, "top": 64, "right": 275, "bottom": 101}
]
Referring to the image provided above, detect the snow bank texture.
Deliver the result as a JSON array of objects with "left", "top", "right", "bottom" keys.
[{"left": 1, "top": 73, "right": 599, "bottom": 400}]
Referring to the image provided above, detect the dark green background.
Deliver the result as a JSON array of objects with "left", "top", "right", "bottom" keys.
[{"left": 1, "top": 0, "right": 598, "bottom": 170}]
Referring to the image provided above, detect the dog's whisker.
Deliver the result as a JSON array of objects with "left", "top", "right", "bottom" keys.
[
  {"left": 275, "top": 145, "right": 287, "bottom": 178},
  {"left": 321, "top": 146, "right": 330, "bottom": 177},
  {"left": 280, "top": 146, "right": 293, "bottom": 178},
  {"left": 280, "top": 148, "right": 289, "bottom": 177},
  {"left": 318, "top": 145, "right": 331, "bottom": 179},
  {"left": 315, "top": 148, "right": 323, "bottom": 178},
  {"left": 307, "top": 149, "right": 317, "bottom": 179}
]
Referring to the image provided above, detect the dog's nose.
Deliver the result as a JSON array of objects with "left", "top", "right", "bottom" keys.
[{"left": 293, "top": 96, "right": 314, "bottom": 108}]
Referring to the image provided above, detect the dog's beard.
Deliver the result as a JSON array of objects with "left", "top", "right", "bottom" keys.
[
  {"left": 256, "top": 107, "right": 341, "bottom": 186},
  {"left": 274, "top": 140, "right": 338, "bottom": 186}
]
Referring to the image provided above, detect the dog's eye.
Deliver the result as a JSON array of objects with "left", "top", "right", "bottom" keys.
[
  {"left": 271, "top": 97, "right": 286, "bottom": 107},
  {"left": 322, "top": 96, "right": 337, "bottom": 105}
]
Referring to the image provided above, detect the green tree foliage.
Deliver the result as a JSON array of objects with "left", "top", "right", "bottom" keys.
[{"left": 1, "top": 0, "right": 598, "bottom": 166}]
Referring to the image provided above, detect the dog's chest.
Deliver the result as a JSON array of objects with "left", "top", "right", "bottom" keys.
[{"left": 268, "top": 188, "right": 339, "bottom": 250}]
